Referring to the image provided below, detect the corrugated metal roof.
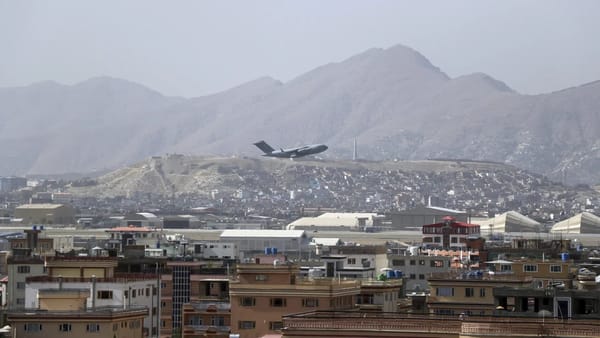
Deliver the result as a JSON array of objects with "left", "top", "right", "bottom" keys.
[
  {"left": 426, "top": 206, "right": 466, "bottom": 214},
  {"left": 551, "top": 212, "right": 600, "bottom": 234},
  {"left": 221, "top": 229, "right": 305, "bottom": 238}
]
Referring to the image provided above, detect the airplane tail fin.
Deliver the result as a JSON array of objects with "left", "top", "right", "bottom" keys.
[{"left": 253, "top": 140, "right": 275, "bottom": 154}]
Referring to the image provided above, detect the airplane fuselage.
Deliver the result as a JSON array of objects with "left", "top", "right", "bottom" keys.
[
  {"left": 264, "top": 144, "right": 328, "bottom": 158},
  {"left": 254, "top": 140, "right": 328, "bottom": 158}
]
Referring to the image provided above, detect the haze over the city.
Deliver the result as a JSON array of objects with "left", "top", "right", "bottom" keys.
[{"left": 2, "top": 0, "right": 600, "bottom": 97}]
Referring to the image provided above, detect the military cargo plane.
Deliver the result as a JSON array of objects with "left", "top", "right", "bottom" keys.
[{"left": 253, "top": 140, "right": 328, "bottom": 158}]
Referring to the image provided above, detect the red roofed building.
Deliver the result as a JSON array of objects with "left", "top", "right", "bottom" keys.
[{"left": 422, "top": 216, "right": 480, "bottom": 249}]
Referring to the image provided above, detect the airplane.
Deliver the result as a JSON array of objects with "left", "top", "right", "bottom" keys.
[{"left": 253, "top": 140, "right": 328, "bottom": 158}]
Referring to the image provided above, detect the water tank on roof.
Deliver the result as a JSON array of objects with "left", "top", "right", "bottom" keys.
[
  {"left": 394, "top": 270, "right": 403, "bottom": 278},
  {"left": 561, "top": 252, "right": 569, "bottom": 261},
  {"left": 272, "top": 247, "right": 278, "bottom": 255},
  {"left": 386, "top": 270, "right": 395, "bottom": 279},
  {"left": 265, "top": 247, "right": 272, "bottom": 255}
]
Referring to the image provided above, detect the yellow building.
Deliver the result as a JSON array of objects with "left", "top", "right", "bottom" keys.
[
  {"left": 229, "top": 262, "right": 360, "bottom": 338},
  {"left": 427, "top": 260, "right": 573, "bottom": 316},
  {"left": 8, "top": 286, "right": 147, "bottom": 338}
]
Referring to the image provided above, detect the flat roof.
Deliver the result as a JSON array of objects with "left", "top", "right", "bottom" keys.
[
  {"left": 16, "top": 204, "right": 64, "bottom": 209},
  {"left": 221, "top": 229, "right": 306, "bottom": 238}
]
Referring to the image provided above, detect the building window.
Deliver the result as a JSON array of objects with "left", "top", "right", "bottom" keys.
[
  {"left": 550, "top": 265, "right": 562, "bottom": 273},
  {"left": 132, "top": 289, "right": 136, "bottom": 298},
  {"left": 240, "top": 297, "right": 256, "bottom": 306},
  {"left": 409, "top": 274, "right": 416, "bottom": 279},
  {"left": 270, "top": 297, "right": 287, "bottom": 307},
  {"left": 431, "top": 260, "right": 444, "bottom": 268},
  {"left": 16, "top": 282, "right": 26, "bottom": 289},
  {"left": 419, "top": 274, "right": 425, "bottom": 280},
  {"left": 391, "top": 259, "right": 405, "bottom": 266},
  {"left": 270, "top": 321, "right": 284, "bottom": 330},
  {"left": 86, "top": 324, "right": 100, "bottom": 332},
  {"left": 24, "top": 324, "right": 42, "bottom": 332},
  {"left": 524, "top": 264, "right": 538, "bottom": 272},
  {"left": 17, "top": 266, "right": 30, "bottom": 273},
  {"left": 97, "top": 290, "right": 113, "bottom": 299},
  {"left": 480, "top": 288, "right": 486, "bottom": 297},
  {"left": 465, "top": 288, "right": 474, "bottom": 297},
  {"left": 500, "top": 264, "right": 512, "bottom": 272},
  {"left": 347, "top": 258, "right": 356, "bottom": 264},
  {"left": 436, "top": 287, "right": 454, "bottom": 296},
  {"left": 419, "top": 260, "right": 425, "bottom": 265},
  {"left": 59, "top": 323, "right": 72, "bottom": 332},
  {"left": 112, "top": 323, "right": 118, "bottom": 331},
  {"left": 212, "top": 316, "right": 225, "bottom": 326},
  {"left": 409, "top": 260, "right": 416, "bottom": 266},
  {"left": 16, "top": 298, "right": 25, "bottom": 305},
  {"left": 302, "top": 298, "right": 319, "bottom": 307},
  {"left": 434, "top": 237, "right": 441, "bottom": 243},
  {"left": 255, "top": 274, "right": 268, "bottom": 281},
  {"left": 238, "top": 321, "right": 256, "bottom": 329},
  {"left": 451, "top": 237, "right": 458, "bottom": 243}
]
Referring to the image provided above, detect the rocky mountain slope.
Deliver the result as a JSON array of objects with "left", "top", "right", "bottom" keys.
[
  {"left": 1, "top": 45, "right": 599, "bottom": 184},
  {"left": 67, "top": 155, "right": 598, "bottom": 220}
]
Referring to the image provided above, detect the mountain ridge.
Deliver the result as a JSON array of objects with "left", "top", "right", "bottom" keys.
[{"left": 1, "top": 44, "right": 599, "bottom": 185}]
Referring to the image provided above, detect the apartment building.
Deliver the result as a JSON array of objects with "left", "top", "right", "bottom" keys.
[
  {"left": 8, "top": 291, "right": 147, "bottom": 338},
  {"left": 6, "top": 256, "right": 46, "bottom": 309},
  {"left": 160, "top": 261, "right": 230, "bottom": 338},
  {"left": 422, "top": 216, "right": 480, "bottom": 249},
  {"left": 181, "top": 301, "right": 231, "bottom": 338},
  {"left": 388, "top": 254, "right": 452, "bottom": 292},
  {"left": 229, "top": 262, "right": 361, "bottom": 338}
]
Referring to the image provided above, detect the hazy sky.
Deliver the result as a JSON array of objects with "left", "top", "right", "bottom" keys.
[{"left": 1, "top": 1, "right": 599, "bottom": 97}]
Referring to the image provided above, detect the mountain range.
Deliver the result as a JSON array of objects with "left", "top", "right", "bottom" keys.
[{"left": 1, "top": 44, "right": 599, "bottom": 184}]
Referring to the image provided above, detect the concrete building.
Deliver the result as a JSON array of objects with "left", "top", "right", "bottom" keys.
[
  {"left": 160, "top": 261, "right": 230, "bottom": 338},
  {"left": 182, "top": 301, "right": 231, "bottom": 338},
  {"left": 24, "top": 256, "right": 160, "bottom": 337},
  {"left": 8, "top": 302, "right": 148, "bottom": 338},
  {"left": 105, "top": 226, "right": 161, "bottom": 254},
  {"left": 6, "top": 256, "right": 46, "bottom": 309},
  {"left": 163, "top": 215, "right": 201, "bottom": 229},
  {"left": 422, "top": 216, "right": 480, "bottom": 249},
  {"left": 229, "top": 262, "right": 360, "bottom": 338},
  {"left": 220, "top": 229, "right": 309, "bottom": 259},
  {"left": 123, "top": 212, "right": 161, "bottom": 228},
  {"left": 14, "top": 204, "right": 75, "bottom": 225},
  {"left": 328, "top": 244, "right": 388, "bottom": 274},
  {"left": 427, "top": 259, "right": 572, "bottom": 317},
  {"left": 389, "top": 206, "right": 468, "bottom": 230},
  {"left": 281, "top": 310, "right": 600, "bottom": 337},
  {"left": 388, "top": 254, "right": 452, "bottom": 292}
]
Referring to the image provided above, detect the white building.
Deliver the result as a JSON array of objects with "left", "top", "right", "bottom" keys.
[
  {"left": 220, "top": 229, "right": 309, "bottom": 259},
  {"left": 287, "top": 212, "right": 379, "bottom": 231},
  {"left": 551, "top": 212, "right": 600, "bottom": 234}
]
